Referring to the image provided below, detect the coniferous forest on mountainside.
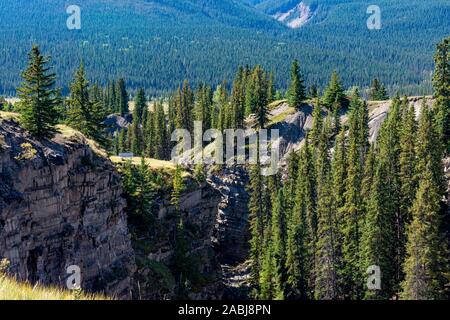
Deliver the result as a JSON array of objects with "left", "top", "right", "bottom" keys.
[{"left": 0, "top": 0, "right": 450, "bottom": 305}]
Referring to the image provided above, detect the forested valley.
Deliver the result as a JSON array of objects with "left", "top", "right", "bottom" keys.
[{"left": 0, "top": 34, "right": 448, "bottom": 300}]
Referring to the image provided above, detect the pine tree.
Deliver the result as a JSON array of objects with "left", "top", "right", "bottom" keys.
[
  {"left": 332, "top": 128, "right": 347, "bottom": 213},
  {"left": 171, "top": 165, "right": 185, "bottom": 213},
  {"left": 340, "top": 89, "right": 368, "bottom": 299},
  {"left": 17, "top": 45, "right": 61, "bottom": 138},
  {"left": 134, "top": 88, "right": 146, "bottom": 123},
  {"left": 432, "top": 37, "right": 450, "bottom": 154},
  {"left": 175, "top": 80, "right": 194, "bottom": 132},
  {"left": 195, "top": 83, "right": 212, "bottom": 132},
  {"left": 259, "top": 226, "right": 274, "bottom": 300},
  {"left": 369, "top": 78, "right": 388, "bottom": 101},
  {"left": 287, "top": 60, "right": 306, "bottom": 110},
  {"left": 401, "top": 164, "right": 449, "bottom": 300},
  {"left": 398, "top": 100, "right": 418, "bottom": 280},
  {"left": 145, "top": 107, "right": 154, "bottom": 157},
  {"left": 267, "top": 71, "right": 276, "bottom": 104},
  {"left": 118, "top": 128, "right": 127, "bottom": 153},
  {"left": 309, "top": 84, "right": 319, "bottom": 99},
  {"left": 314, "top": 120, "right": 340, "bottom": 300},
  {"left": 245, "top": 66, "right": 269, "bottom": 128},
  {"left": 130, "top": 105, "right": 142, "bottom": 155},
  {"left": 289, "top": 136, "right": 317, "bottom": 298},
  {"left": 310, "top": 97, "right": 323, "bottom": 147},
  {"left": 322, "top": 71, "right": 345, "bottom": 110},
  {"left": 153, "top": 101, "right": 168, "bottom": 159},
  {"left": 377, "top": 97, "right": 403, "bottom": 293},
  {"left": 248, "top": 159, "right": 265, "bottom": 289},
  {"left": 360, "top": 158, "right": 396, "bottom": 300},
  {"left": 66, "top": 62, "right": 107, "bottom": 146},
  {"left": 271, "top": 189, "right": 287, "bottom": 300},
  {"left": 117, "top": 78, "right": 129, "bottom": 115},
  {"left": 109, "top": 80, "right": 117, "bottom": 113},
  {"left": 231, "top": 68, "right": 246, "bottom": 128}
]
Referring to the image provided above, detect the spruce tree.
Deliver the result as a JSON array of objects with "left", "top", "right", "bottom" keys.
[
  {"left": 267, "top": 71, "right": 276, "bottom": 104},
  {"left": 399, "top": 100, "right": 418, "bottom": 278},
  {"left": 401, "top": 164, "right": 449, "bottom": 300},
  {"left": 287, "top": 60, "right": 306, "bottom": 110},
  {"left": 322, "top": 71, "right": 345, "bottom": 110},
  {"left": 285, "top": 144, "right": 312, "bottom": 300},
  {"left": 66, "top": 62, "right": 107, "bottom": 146},
  {"left": 271, "top": 189, "right": 287, "bottom": 300},
  {"left": 360, "top": 159, "right": 396, "bottom": 300},
  {"left": 259, "top": 226, "right": 274, "bottom": 300},
  {"left": 153, "top": 101, "right": 167, "bottom": 159},
  {"left": 245, "top": 66, "right": 269, "bottom": 128},
  {"left": 310, "top": 97, "right": 323, "bottom": 147},
  {"left": 369, "top": 78, "right": 388, "bottom": 101},
  {"left": 175, "top": 80, "right": 194, "bottom": 132},
  {"left": 130, "top": 105, "right": 142, "bottom": 155},
  {"left": 341, "top": 89, "right": 368, "bottom": 299},
  {"left": 248, "top": 159, "right": 265, "bottom": 289},
  {"left": 432, "top": 37, "right": 450, "bottom": 154},
  {"left": 117, "top": 78, "right": 129, "bottom": 115},
  {"left": 314, "top": 120, "right": 340, "bottom": 300},
  {"left": 17, "top": 45, "right": 61, "bottom": 138},
  {"left": 134, "top": 88, "right": 146, "bottom": 123}
]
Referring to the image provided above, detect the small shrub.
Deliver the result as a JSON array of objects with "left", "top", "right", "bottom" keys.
[{"left": 15, "top": 143, "right": 37, "bottom": 161}]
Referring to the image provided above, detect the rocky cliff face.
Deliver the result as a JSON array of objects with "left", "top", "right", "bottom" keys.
[
  {"left": 0, "top": 120, "right": 135, "bottom": 298},
  {"left": 133, "top": 178, "right": 224, "bottom": 300}
]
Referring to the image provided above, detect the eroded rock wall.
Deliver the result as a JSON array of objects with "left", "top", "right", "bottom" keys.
[{"left": 0, "top": 120, "right": 135, "bottom": 298}]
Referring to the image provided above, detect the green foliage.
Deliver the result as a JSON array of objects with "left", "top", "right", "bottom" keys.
[
  {"left": 171, "top": 165, "right": 185, "bottom": 213},
  {"left": 369, "top": 78, "right": 388, "bottom": 101},
  {"left": 287, "top": 60, "right": 306, "bottom": 110},
  {"left": 322, "top": 71, "right": 346, "bottom": 110},
  {"left": 121, "top": 158, "right": 156, "bottom": 230},
  {"left": 66, "top": 63, "right": 108, "bottom": 146},
  {"left": 401, "top": 165, "right": 449, "bottom": 300},
  {"left": 432, "top": 37, "right": 450, "bottom": 154},
  {"left": 0, "top": 1, "right": 447, "bottom": 96},
  {"left": 16, "top": 45, "right": 61, "bottom": 138},
  {"left": 14, "top": 142, "right": 37, "bottom": 161}
]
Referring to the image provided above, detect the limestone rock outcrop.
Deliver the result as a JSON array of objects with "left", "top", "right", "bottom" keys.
[{"left": 0, "top": 120, "right": 135, "bottom": 298}]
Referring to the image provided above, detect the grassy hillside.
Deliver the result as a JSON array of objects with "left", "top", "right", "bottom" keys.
[
  {"left": 0, "top": 276, "right": 108, "bottom": 300},
  {"left": 0, "top": 260, "right": 107, "bottom": 300}
]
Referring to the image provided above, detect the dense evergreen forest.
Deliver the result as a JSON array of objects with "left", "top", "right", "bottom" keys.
[
  {"left": 0, "top": 0, "right": 448, "bottom": 96},
  {"left": 1, "top": 24, "right": 449, "bottom": 299}
]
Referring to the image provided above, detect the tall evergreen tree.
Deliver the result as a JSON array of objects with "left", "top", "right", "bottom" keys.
[
  {"left": 270, "top": 189, "right": 287, "bottom": 300},
  {"left": 287, "top": 60, "right": 306, "bottom": 110},
  {"left": 432, "top": 37, "right": 450, "bottom": 154},
  {"left": 134, "top": 88, "right": 147, "bottom": 123},
  {"left": 322, "top": 71, "right": 345, "bottom": 110},
  {"left": 369, "top": 78, "right": 388, "bottom": 101},
  {"left": 401, "top": 164, "right": 449, "bottom": 300},
  {"left": 153, "top": 101, "right": 168, "bottom": 159},
  {"left": 314, "top": 120, "right": 340, "bottom": 300},
  {"left": 175, "top": 80, "right": 194, "bottom": 132},
  {"left": 245, "top": 66, "right": 269, "bottom": 128},
  {"left": 66, "top": 62, "right": 107, "bottom": 145},
  {"left": 117, "top": 78, "right": 129, "bottom": 115},
  {"left": 130, "top": 104, "right": 142, "bottom": 155},
  {"left": 248, "top": 159, "right": 265, "bottom": 290},
  {"left": 340, "top": 89, "right": 368, "bottom": 299},
  {"left": 17, "top": 45, "right": 61, "bottom": 138}
]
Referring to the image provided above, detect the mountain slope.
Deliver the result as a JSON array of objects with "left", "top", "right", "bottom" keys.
[{"left": 0, "top": 0, "right": 448, "bottom": 96}]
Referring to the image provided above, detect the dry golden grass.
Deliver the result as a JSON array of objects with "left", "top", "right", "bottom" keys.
[
  {"left": 0, "top": 275, "right": 108, "bottom": 300},
  {"left": 0, "top": 111, "right": 20, "bottom": 123},
  {"left": 56, "top": 124, "right": 108, "bottom": 157},
  {"left": 110, "top": 156, "right": 191, "bottom": 177}
]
